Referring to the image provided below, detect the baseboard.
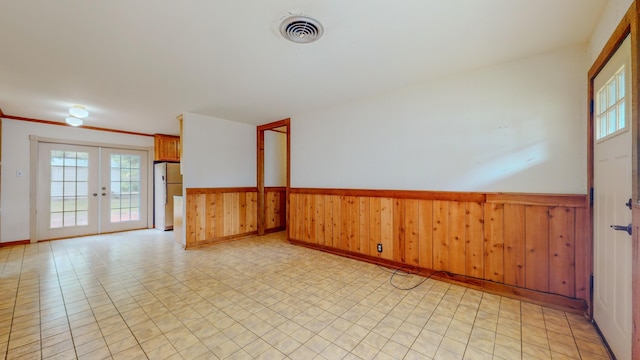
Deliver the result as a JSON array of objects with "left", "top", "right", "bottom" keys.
[
  {"left": 186, "top": 231, "right": 258, "bottom": 249},
  {"left": 265, "top": 226, "right": 286, "bottom": 234},
  {"left": 290, "top": 239, "right": 587, "bottom": 314},
  {"left": 0, "top": 239, "right": 30, "bottom": 247}
]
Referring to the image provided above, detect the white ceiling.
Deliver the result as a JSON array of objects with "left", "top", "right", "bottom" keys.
[{"left": 0, "top": 0, "right": 607, "bottom": 135}]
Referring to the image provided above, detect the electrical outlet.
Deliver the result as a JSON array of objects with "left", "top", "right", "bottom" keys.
[{"left": 377, "top": 243, "right": 383, "bottom": 253}]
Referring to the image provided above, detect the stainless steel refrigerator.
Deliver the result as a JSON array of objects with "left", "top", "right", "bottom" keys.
[{"left": 154, "top": 162, "right": 182, "bottom": 230}]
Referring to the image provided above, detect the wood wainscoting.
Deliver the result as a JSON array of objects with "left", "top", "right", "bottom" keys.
[
  {"left": 185, "top": 187, "right": 286, "bottom": 248},
  {"left": 289, "top": 188, "right": 589, "bottom": 312},
  {"left": 265, "top": 187, "right": 286, "bottom": 233}
]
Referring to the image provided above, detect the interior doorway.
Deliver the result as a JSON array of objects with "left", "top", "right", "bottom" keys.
[{"left": 257, "top": 118, "right": 290, "bottom": 236}]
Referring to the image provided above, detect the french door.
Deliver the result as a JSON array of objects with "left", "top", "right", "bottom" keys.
[{"left": 37, "top": 142, "right": 148, "bottom": 240}]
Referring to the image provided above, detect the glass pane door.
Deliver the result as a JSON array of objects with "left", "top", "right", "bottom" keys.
[
  {"left": 100, "top": 148, "right": 148, "bottom": 233},
  {"left": 37, "top": 143, "right": 99, "bottom": 239},
  {"left": 37, "top": 143, "right": 148, "bottom": 240}
]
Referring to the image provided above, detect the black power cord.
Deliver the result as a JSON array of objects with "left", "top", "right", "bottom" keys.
[{"left": 378, "top": 265, "right": 447, "bottom": 290}]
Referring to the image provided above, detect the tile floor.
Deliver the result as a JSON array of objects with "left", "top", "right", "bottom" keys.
[{"left": 0, "top": 230, "right": 610, "bottom": 360}]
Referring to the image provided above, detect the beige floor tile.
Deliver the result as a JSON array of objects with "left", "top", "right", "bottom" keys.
[
  {"left": 41, "top": 339, "right": 74, "bottom": 359},
  {"left": 43, "top": 348, "right": 77, "bottom": 360},
  {"left": 111, "top": 344, "right": 147, "bottom": 360},
  {"left": 463, "top": 346, "right": 493, "bottom": 360},
  {"left": 77, "top": 345, "right": 111, "bottom": 360},
  {"left": 106, "top": 334, "right": 138, "bottom": 355},
  {"left": 41, "top": 331, "right": 72, "bottom": 350},
  {"left": 434, "top": 346, "right": 464, "bottom": 360},
  {"left": 352, "top": 341, "right": 380, "bottom": 360},
  {"left": 74, "top": 338, "right": 107, "bottom": 357},
  {"left": 522, "top": 342, "right": 552, "bottom": 359},
  {"left": 6, "top": 339, "right": 41, "bottom": 359},
  {"left": 381, "top": 339, "right": 409, "bottom": 358},
  {"left": 179, "top": 341, "right": 210, "bottom": 358},
  {"left": 0, "top": 230, "right": 614, "bottom": 360},
  {"left": 103, "top": 328, "right": 134, "bottom": 346},
  {"left": 579, "top": 350, "right": 610, "bottom": 360}
]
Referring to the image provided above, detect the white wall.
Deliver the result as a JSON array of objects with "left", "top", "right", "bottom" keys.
[
  {"left": 1, "top": 119, "right": 153, "bottom": 242},
  {"left": 181, "top": 113, "right": 256, "bottom": 188},
  {"left": 291, "top": 46, "right": 588, "bottom": 194},
  {"left": 588, "top": 0, "right": 634, "bottom": 63},
  {"left": 264, "top": 131, "right": 286, "bottom": 187}
]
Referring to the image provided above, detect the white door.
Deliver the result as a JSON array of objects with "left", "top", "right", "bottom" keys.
[
  {"left": 37, "top": 143, "right": 148, "bottom": 240},
  {"left": 37, "top": 143, "right": 100, "bottom": 239},
  {"left": 100, "top": 148, "right": 148, "bottom": 233},
  {"left": 593, "top": 35, "right": 632, "bottom": 360}
]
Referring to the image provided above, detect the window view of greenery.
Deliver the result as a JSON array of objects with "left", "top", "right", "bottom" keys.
[
  {"left": 50, "top": 151, "right": 89, "bottom": 228},
  {"left": 110, "top": 154, "right": 141, "bottom": 222}
]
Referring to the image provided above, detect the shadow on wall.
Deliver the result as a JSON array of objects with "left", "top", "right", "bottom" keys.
[{"left": 449, "top": 140, "right": 549, "bottom": 190}]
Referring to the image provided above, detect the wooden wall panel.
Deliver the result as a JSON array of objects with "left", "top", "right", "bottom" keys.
[
  {"left": 263, "top": 188, "right": 286, "bottom": 232},
  {"left": 304, "top": 194, "right": 315, "bottom": 243},
  {"left": 331, "top": 195, "right": 341, "bottom": 248},
  {"left": 266, "top": 192, "right": 276, "bottom": 229},
  {"left": 380, "top": 198, "right": 394, "bottom": 261},
  {"left": 418, "top": 200, "right": 433, "bottom": 270},
  {"left": 449, "top": 201, "right": 467, "bottom": 275},
  {"left": 525, "top": 206, "right": 550, "bottom": 292},
  {"left": 215, "top": 193, "right": 224, "bottom": 238},
  {"left": 484, "top": 203, "right": 504, "bottom": 283},
  {"left": 503, "top": 204, "right": 525, "bottom": 287},
  {"left": 205, "top": 193, "right": 216, "bottom": 239},
  {"left": 405, "top": 199, "right": 420, "bottom": 266},
  {"left": 359, "top": 197, "right": 370, "bottom": 255},
  {"left": 194, "top": 194, "right": 206, "bottom": 241},
  {"left": 287, "top": 188, "right": 589, "bottom": 305},
  {"left": 185, "top": 188, "right": 259, "bottom": 248},
  {"left": 574, "top": 207, "right": 589, "bottom": 302},
  {"left": 433, "top": 200, "right": 449, "bottom": 271},
  {"left": 223, "top": 193, "right": 233, "bottom": 236},
  {"left": 246, "top": 192, "right": 256, "bottom": 233},
  {"left": 315, "top": 195, "right": 326, "bottom": 246},
  {"left": 324, "top": 195, "right": 334, "bottom": 247},
  {"left": 466, "top": 202, "right": 484, "bottom": 278},
  {"left": 549, "top": 207, "right": 576, "bottom": 298},
  {"left": 349, "top": 196, "right": 360, "bottom": 252},
  {"left": 297, "top": 193, "right": 305, "bottom": 241},
  {"left": 289, "top": 194, "right": 299, "bottom": 240},
  {"left": 370, "top": 197, "right": 382, "bottom": 257},
  {"left": 231, "top": 193, "right": 240, "bottom": 234},
  {"left": 393, "top": 199, "right": 406, "bottom": 263},
  {"left": 239, "top": 193, "right": 247, "bottom": 233},
  {"left": 340, "top": 196, "right": 351, "bottom": 251}
]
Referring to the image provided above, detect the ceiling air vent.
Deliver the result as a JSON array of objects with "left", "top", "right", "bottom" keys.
[{"left": 280, "top": 16, "right": 323, "bottom": 44}]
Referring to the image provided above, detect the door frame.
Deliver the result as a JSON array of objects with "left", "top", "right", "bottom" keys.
[
  {"left": 587, "top": 2, "right": 640, "bottom": 357},
  {"left": 29, "top": 135, "right": 153, "bottom": 242},
  {"left": 256, "top": 118, "right": 290, "bottom": 236}
]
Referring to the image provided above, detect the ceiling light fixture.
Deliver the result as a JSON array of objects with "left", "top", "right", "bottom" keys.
[
  {"left": 65, "top": 117, "right": 83, "bottom": 127},
  {"left": 69, "top": 105, "right": 89, "bottom": 118}
]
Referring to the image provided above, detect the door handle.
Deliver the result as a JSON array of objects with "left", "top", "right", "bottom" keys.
[
  {"left": 92, "top": 193, "right": 98, "bottom": 197},
  {"left": 610, "top": 224, "right": 632, "bottom": 235},
  {"left": 101, "top": 193, "right": 107, "bottom": 196}
]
